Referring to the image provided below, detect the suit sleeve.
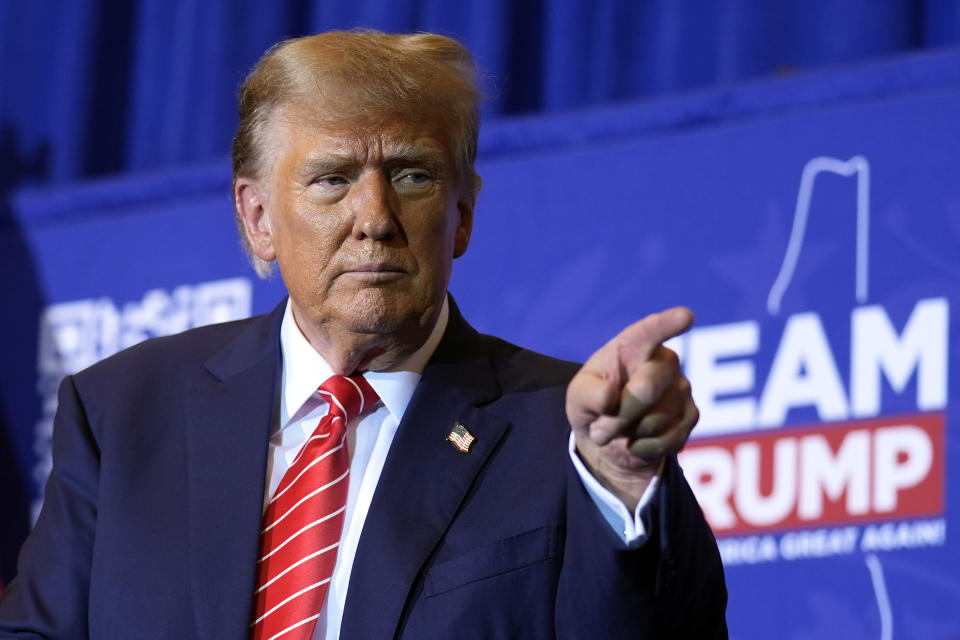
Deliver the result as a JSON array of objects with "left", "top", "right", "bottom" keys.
[
  {"left": 555, "top": 455, "right": 728, "bottom": 640},
  {"left": 0, "top": 375, "right": 98, "bottom": 639}
]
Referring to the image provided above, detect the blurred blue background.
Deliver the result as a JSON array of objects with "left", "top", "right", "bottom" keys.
[{"left": 3, "top": 0, "right": 959, "bottom": 186}]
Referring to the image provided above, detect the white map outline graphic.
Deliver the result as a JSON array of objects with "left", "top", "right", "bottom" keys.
[
  {"left": 766, "top": 155, "right": 897, "bottom": 638},
  {"left": 767, "top": 155, "right": 870, "bottom": 315},
  {"left": 865, "top": 553, "right": 893, "bottom": 640}
]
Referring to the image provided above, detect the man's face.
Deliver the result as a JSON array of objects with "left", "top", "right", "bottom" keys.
[{"left": 236, "top": 101, "right": 474, "bottom": 370}]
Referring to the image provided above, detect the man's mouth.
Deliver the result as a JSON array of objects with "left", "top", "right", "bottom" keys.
[
  {"left": 341, "top": 262, "right": 407, "bottom": 281},
  {"left": 349, "top": 262, "right": 404, "bottom": 272}
]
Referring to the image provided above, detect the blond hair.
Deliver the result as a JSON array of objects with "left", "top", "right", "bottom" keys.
[{"left": 232, "top": 30, "right": 483, "bottom": 276}]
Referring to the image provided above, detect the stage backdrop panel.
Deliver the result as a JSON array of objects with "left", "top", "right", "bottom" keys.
[{"left": 3, "top": 48, "right": 959, "bottom": 637}]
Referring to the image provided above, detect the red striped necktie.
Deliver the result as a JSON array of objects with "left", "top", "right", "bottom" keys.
[{"left": 250, "top": 374, "right": 379, "bottom": 640}]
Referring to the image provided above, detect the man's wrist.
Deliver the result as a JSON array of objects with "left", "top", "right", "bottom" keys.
[
  {"left": 568, "top": 432, "right": 663, "bottom": 546},
  {"left": 572, "top": 430, "right": 662, "bottom": 512}
]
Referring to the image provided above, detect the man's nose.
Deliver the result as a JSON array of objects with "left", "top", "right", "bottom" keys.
[{"left": 350, "top": 172, "right": 400, "bottom": 241}]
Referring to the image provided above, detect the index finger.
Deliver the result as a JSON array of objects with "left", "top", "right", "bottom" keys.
[{"left": 614, "top": 306, "right": 694, "bottom": 366}]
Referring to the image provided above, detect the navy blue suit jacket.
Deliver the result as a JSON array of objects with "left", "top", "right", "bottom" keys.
[{"left": 0, "top": 299, "right": 726, "bottom": 639}]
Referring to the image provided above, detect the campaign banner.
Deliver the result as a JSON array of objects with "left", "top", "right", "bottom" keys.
[{"left": 450, "top": 54, "right": 960, "bottom": 637}]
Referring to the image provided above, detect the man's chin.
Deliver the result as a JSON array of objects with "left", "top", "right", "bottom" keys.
[
  {"left": 343, "top": 314, "right": 408, "bottom": 336},
  {"left": 334, "top": 308, "right": 435, "bottom": 372},
  {"left": 340, "top": 291, "right": 431, "bottom": 338}
]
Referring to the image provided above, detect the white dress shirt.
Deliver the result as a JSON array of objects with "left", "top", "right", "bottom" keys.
[{"left": 267, "top": 298, "right": 659, "bottom": 639}]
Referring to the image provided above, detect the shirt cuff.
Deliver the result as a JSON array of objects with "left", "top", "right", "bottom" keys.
[{"left": 567, "top": 431, "right": 661, "bottom": 548}]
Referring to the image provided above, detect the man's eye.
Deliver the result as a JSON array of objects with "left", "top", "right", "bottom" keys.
[
  {"left": 314, "top": 175, "right": 348, "bottom": 187},
  {"left": 394, "top": 170, "right": 431, "bottom": 186}
]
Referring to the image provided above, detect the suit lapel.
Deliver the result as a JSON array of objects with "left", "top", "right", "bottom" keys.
[
  {"left": 341, "top": 303, "right": 510, "bottom": 639},
  {"left": 184, "top": 303, "right": 284, "bottom": 640}
]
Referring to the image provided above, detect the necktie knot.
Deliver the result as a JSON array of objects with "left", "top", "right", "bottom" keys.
[{"left": 318, "top": 374, "right": 379, "bottom": 423}]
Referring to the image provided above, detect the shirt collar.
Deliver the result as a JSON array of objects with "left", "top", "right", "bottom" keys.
[{"left": 278, "top": 297, "right": 450, "bottom": 430}]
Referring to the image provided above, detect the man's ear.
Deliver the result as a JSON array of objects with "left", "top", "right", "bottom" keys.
[
  {"left": 234, "top": 178, "right": 277, "bottom": 262},
  {"left": 453, "top": 190, "right": 475, "bottom": 259}
]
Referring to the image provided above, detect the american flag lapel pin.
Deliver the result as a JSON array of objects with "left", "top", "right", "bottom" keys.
[{"left": 446, "top": 421, "right": 476, "bottom": 453}]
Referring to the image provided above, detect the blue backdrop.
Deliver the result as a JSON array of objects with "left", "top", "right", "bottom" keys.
[
  {"left": 2, "top": 0, "right": 959, "bottom": 186},
  {"left": 2, "top": 2, "right": 960, "bottom": 638}
]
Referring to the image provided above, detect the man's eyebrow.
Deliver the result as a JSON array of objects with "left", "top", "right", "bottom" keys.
[
  {"left": 383, "top": 145, "right": 445, "bottom": 166},
  {"left": 298, "top": 154, "right": 361, "bottom": 174},
  {"left": 294, "top": 145, "right": 446, "bottom": 178}
]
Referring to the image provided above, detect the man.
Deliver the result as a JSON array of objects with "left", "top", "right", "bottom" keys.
[{"left": 0, "top": 31, "right": 726, "bottom": 639}]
